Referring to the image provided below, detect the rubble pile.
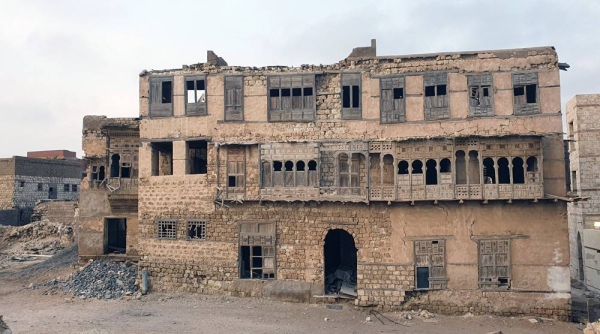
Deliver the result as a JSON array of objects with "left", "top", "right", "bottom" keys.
[
  {"left": 585, "top": 320, "right": 600, "bottom": 334},
  {"left": 37, "top": 260, "right": 138, "bottom": 299},
  {"left": 396, "top": 309, "right": 436, "bottom": 320},
  {"left": 325, "top": 267, "right": 357, "bottom": 297}
]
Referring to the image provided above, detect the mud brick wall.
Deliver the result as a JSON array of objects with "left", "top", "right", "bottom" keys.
[{"left": 31, "top": 200, "right": 77, "bottom": 225}]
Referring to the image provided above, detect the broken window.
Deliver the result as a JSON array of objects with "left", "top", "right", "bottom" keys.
[
  {"left": 185, "top": 75, "right": 207, "bottom": 116},
  {"left": 72, "top": 184, "right": 78, "bottom": 192},
  {"left": 187, "top": 220, "right": 206, "bottom": 240},
  {"left": 120, "top": 163, "right": 131, "bottom": 178},
  {"left": 483, "top": 158, "right": 496, "bottom": 184},
  {"left": 64, "top": 184, "right": 70, "bottom": 192},
  {"left": 157, "top": 219, "right": 177, "bottom": 240},
  {"left": 478, "top": 239, "right": 511, "bottom": 289},
  {"left": 225, "top": 76, "right": 244, "bottom": 121},
  {"left": 512, "top": 157, "right": 525, "bottom": 184},
  {"left": 425, "top": 159, "right": 438, "bottom": 185},
  {"left": 37, "top": 183, "right": 43, "bottom": 191},
  {"left": 341, "top": 73, "right": 361, "bottom": 120},
  {"left": 380, "top": 76, "right": 405, "bottom": 123},
  {"left": 468, "top": 150, "right": 480, "bottom": 184},
  {"left": 268, "top": 75, "right": 315, "bottom": 121},
  {"left": 151, "top": 142, "right": 173, "bottom": 176},
  {"left": 415, "top": 240, "right": 447, "bottom": 290},
  {"left": 526, "top": 156, "right": 538, "bottom": 172},
  {"left": 149, "top": 76, "right": 174, "bottom": 117},
  {"left": 110, "top": 154, "right": 120, "bottom": 178},
  {"left": 513, "top": 73, "right": 540, "bottom": 115},
  {"left": 187, "top": 140, "right": 207, "bottom": 175},
  {"left": 468, "top": 74, "right": 493, "bottom": 117},
  {"left": 227, "top": 146, "right": 245, "bottom": 197},
  {"left": 398, "top": 160, "right": 409, "bottom": 174},
  {"left": 424, "top": 73, "right": 449, "bottom": 120},
  {"left": 239, "top": 222, "right": 276, "bottom": 279},
  {"left": 455, "top": 151, "right": 467, "bottom": 184},
  {"left": 498, "top": 158, "right": 510, "bottom": 184}
]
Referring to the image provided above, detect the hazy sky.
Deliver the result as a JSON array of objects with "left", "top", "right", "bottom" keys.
[{"left": 1, "top": 0, "right": 599, "bottom": 158}]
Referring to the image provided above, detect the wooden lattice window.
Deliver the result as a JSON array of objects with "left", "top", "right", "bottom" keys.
[
  {"left": 268, "top": 75, "right": 315, "bottom": 122},
  {"left": 187, "top": 220, "right": 206, "bottom": 240},
  {"left": 380, "top": 77, "right": 405, "bottom": 123},
  {"left": 468, "top": 74, "right": 494, "bottom": 117},
  {"left": 513, "top": 73, "right": 540, "bottom": 115},
  {"left": 185, "top": 75, "right": 207, "bottom": 116},
  {"left": 227, "top": 146, "right": 245, "bottom": 197},
  {"left": 239, "top": 222, "right": 276, "bottom": 279},
  {"left": 341, "top": 73, "right": 362, "bottom": 120},
  {"left": 149, "top": 76, "right": 173, "bottom": 117},
  {"left": 424, "top": 73, "right": 449, "bottom": 120},
  {"left": 225, "top": 76, "right": 244, "bottom": 121},
  {"left": 414, "top": 240, "right": 447, "bottom": 290},
  {"left": 157, "top": 219, "right": 177, "bottom": 240},
  {"left": 478, "top": 239, "right": 511, "bottom": 289}
]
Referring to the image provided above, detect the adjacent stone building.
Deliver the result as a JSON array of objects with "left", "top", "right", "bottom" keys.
[
  {"left": 0, "top": 155, "right": 82, "bottom": 225},
  {"left": 81, "top": 42, "right": 571, "bottom": 319},
  {"left": 566, "top": 94, "right": 600, "bottom": 293}
]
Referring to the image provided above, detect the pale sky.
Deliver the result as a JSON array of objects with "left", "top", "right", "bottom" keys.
[{"left": 0, "top": 0, "right": 599, "bottom": 158}]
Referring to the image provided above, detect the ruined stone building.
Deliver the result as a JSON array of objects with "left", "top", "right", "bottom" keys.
[
  {"left": 80, "top": 42, "right": 571, "bottom": 319},
  {"left": 0, "top": 153, "right": 82, "bottom": 225},
  {"left": 567, "top": 94, "right": 600, "bottom": 293}
]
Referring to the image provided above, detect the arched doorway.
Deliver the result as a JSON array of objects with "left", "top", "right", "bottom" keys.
[
  {"left": 324, "top": 229, "right": 357, "bottom": 296},
  {"left": 578, "top": 232, "right": 585, "bottom": 282}
]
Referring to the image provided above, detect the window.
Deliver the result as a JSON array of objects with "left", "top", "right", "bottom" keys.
[
  {"left": 227, "top": 146, "right": 245, "bottom": 197},
  {"left": 380, "top": 77, "right": 405, "bottom": 123},
  {"left": 19, "top": 181, "right": 24, "bottom": 188},
  {"left": 110, "top": 154, "right": 120, "bottom": 178},
  {"left": 37, "top": 183, "right": 43, "bottom": 191},
  {"left": 414, "top": 240, "right": 447, "bottom": 290},
  {"left": 185, "top": 75, "right": 207, "bottom": 116},
  {"left": 455, "top": 151, "right": 467, "bottom": 184},
  {"left": 64, "top": 184, "right": 70, "bottom": 192},
  {"left": 468, "top": 74, "right": 493, "bottom": 117},
  {"left": 157, "top": 219, "right": 177, "bottom": 239},
  {"left": 151, "top": 142, "right": 173, "bottom": 176},
  {"left": 239, "top": 222, "right": 276, "bottom": 279},
  {"left": 187, "top": 220, "right": 206, "bottom": 240},
  {"left": 187, "top": 140, "right": 207, "bottom": 175},
  {"left": 478, "top": 239, "right": 510, "bottom": 289},
  {"left": 121, "top": 163, "right": 131, "bottom": 178},
  {"left": 268, "top": 75, "right": 315, "bottom": 121},
  {"left": 425, "top": 159, "right": 437, "bottom": 185},
  {"left": 72, "top": 184, "right": 78, "bottom": 192},
  {"left": 224, "top": 76, "right": 244, "bottom": 121},
  {"left": 513, "top": 73, "right": 539, "bottom": 115},
  {"left": 149, "top": 76, "right": 174, "bottom": 117},
  {"left": 571, "top": 171, "right": 578, "bottom": 192},
  {"left": 341, "top": 73, "right": 361, "bottom": 119},
  {"left": 424, "top": 73, "right": 449, "bottom": 120}
]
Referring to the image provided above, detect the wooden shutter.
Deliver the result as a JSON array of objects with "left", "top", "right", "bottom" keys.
[
  {"left": 380, "top": 77, "right": 405, "bottom": 123},
  {"left": 149, "top": 76, "right": 173, "bottom": 117},
  {"left": 225, "top": 76, "right": 244, "bottom": 121},
  {"left": 341, "top": 73, "right": 362, "bottom": 120}
]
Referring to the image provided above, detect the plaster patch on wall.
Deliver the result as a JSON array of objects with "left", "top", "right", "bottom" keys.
[
  {"left": 547, "top": 266, "right": 570, "bottom": 292},
  {"left": 552, "top": 246, "right": 563, "bottom": 264}
]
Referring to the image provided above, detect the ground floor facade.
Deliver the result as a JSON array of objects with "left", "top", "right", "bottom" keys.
[{"left": 135, "top": 200, "right": 571, "bottom": 320}]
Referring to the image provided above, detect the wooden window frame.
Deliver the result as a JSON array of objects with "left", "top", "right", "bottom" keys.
[
  {"left": 186, "top": 220, "right": 207, "bottom": 241},
  {"left": 512, "top": 72, "right": 540, "bottom": 115},
  {"left": 467, "top": 74, "right": 494, "bottom": 117},
  {"left": 267, "top": 74, "right": 316, "bottom": 122},
  {"left": 423, "top": 73, "right": 449, "bottom": 120},
  {"left": 380, "top": 76, "right": 406, "bottom": 123},
  {"left": 224, "top": 76, "right": 244, "bottom": 121},
  {"left": 227, "top": 146, "right": 246, "bottom": 198},
  {"left": 157, "top": 219, "right": 177, "bottom": 240},
  {"left": 184, "top": 75, "right": 208, "bottom": 116},
  {"left": 341, "top": 73, "right": 362, "bottom": 120},
  {"left": 239, "top": 221, "right": 276, "bottom": 280},
  {"left": 414, "top": 239, "right": 448, "bottom": 290},
  {"left": 478, "top": 239, "right": 511, "bottom": 290},
  {"left": 149, "top": 76, "right": 174, "bottom": 117}
]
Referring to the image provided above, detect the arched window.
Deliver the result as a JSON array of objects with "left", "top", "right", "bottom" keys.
[
  {"left": 426, "top": 159, "right": 438, "bottom": 185},
  {"left": 308, "top": 160, "right": 317, "bottom": 171},
  {"left": 285, "top": 161, "right": 294, "bottom": 171},
  {"left": 412, "top": 160, "right": 423, "bottom": 174},
  {"left": 526, "top": 156, "right": 538, "bottom": 172},
  {"left": 369, "top": 153, "right": 381, "bottom": 185},
  {"left": 512, "top": 157, "right": 525, "bottom": 184},
  {"left": 284, "top": 161, "right": 294, "bottom": 186},
  {"left": 483, "top": 158, "right": 495, "bottom": 184},
  {"left": 273, "top": 161, "right": 283, "bottom": 171},
  {"left": 308, "top": 160, "right": 318, "bottom": 187},
  {"left": 382, "top": 154, "right": 394, "bottom": 185},
  {"left": 440, "top": 158, "right": 451, "bottom": 173},
  {"left": 110, "top": 154, "right": 120, "bottom": 178},
  {"left": 350, "top": 153, "right": 363, "bottom": 187},
  {"left": 296, "top": 160, "right": 306, "bottom": 187},
  {"left": 468, "top": 150, "right": 480, "bottom": 184},
  {"left": 272, "top": 161, "right": 283, "bottom": 186},
  {"left": 398, "top": 160, "right": 409, "bottom": 175},
  {"left": 296, "top": 161, "right": 305, "bottom": 171},
  {"left": 455, "top": 150, "right": 466, "bottom": 184},
  {"left": 498, "top": 157, "right": 510, "bottom": 184}
]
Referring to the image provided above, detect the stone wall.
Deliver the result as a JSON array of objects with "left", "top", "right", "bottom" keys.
[{"left": 31, "top": 200, "right": 77, "bottom": 225}]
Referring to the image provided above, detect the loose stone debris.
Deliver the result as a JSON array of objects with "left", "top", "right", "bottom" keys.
[{"left": 33, "top": 260, "right": 138, "bottom": 299}]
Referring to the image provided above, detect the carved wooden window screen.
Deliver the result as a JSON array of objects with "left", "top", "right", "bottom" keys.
[
  {"left": 157, "top": 219, "right": 177, "bottom": 240},
  {"left": 149, "top": 76, "right": 173, "bottom": 117},
  {"left": 478, "top": 239, "right": 510, "bottom": 289},
  {"left": 239, "top": 222, "right": 276, "bottom": 279},
  {"left": 341, "top": 73, "right": 362, "bottom": 120},
  {"left": 468, "top": 74, "right": 494, "bottom": 117},
  {"left": 414, "top": 240, "right": 447, "bottom": 290},
  {"left": 268, "top": 75, "right": 315, "bottom": 122},
  {"left": 338, "top": 153, "right": 361, "bottom": 188},
  {"left": 380, "top": 76, "right": 406, "bottom": 123},
  {"left": 225, "top": 76, "right": 244, "bottom": 121},
  {"left": 185, "top": 75, "right": 207, "bottom": 116}
]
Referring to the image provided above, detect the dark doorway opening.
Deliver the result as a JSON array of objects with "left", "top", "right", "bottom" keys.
[
  {"left": 578, "top": 232, "right": 585, "bottom": 282},
  {"left": 48, "top": 183, "right": 57, "bottom": 199},
  {"left": 105, "top": 218, "right": 127, "bottom": 254},
  {"left": 324, "top": 229, "right": 357, "bottom": 297}
]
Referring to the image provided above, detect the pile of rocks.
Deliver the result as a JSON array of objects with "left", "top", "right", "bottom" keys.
[
  {"left": 397, "top": 309, "right": 436, "bottom": 320},
  {"left": 38, "top": 260, "right": 138, "bottom": 299}
]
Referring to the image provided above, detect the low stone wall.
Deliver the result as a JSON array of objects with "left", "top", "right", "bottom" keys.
[
  {"left": 402, "top": 290, "right": 571, "bottom": 321},
  {"left": 31, "top": 200, "right": 76, "bottom": 225}
]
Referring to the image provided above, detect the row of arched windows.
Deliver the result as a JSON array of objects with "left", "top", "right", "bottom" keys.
[{"left": 262, "top": 159, "right": 318, "bottom": 187}]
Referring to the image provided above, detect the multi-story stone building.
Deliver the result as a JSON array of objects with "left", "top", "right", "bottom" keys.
[
  {"left": 566, "top": 94, "right": 600, "bottom": 293},
  {"left": 81, "top": 42, "right": 571, "bottom": 319},
  {"left": 0, "top": 154, "right": 82, "bottom": 225}
]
